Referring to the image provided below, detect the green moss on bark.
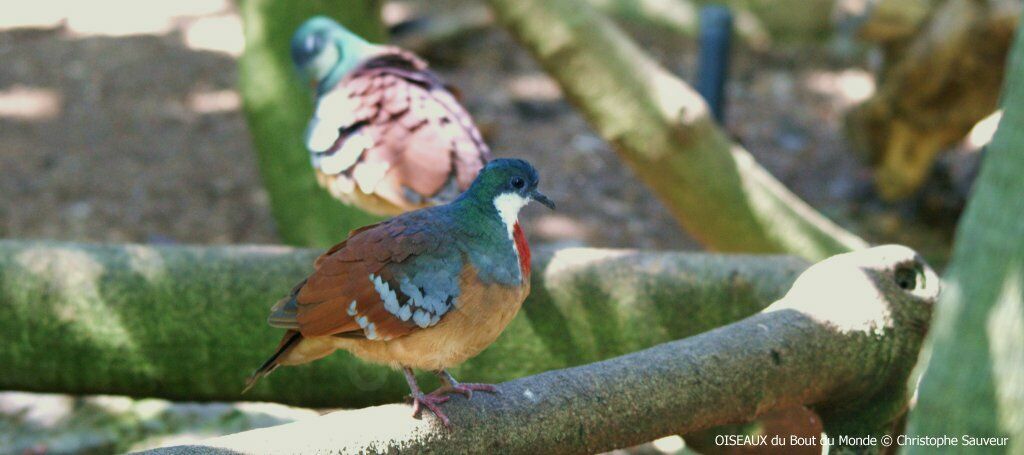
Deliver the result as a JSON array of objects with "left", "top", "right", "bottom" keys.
[
  {"left": 0, "top": 241, "right": 804, "bottom": 408},
  {"left": 149, "top": 245, "right": 937, "bottom": 454},
  {"left": 906, "top": 10, "right": 1024, "bottom": 452}
]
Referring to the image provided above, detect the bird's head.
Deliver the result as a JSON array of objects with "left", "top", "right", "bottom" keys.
[
  {"left": 461, "top": 158, "right": 555, "bottom": 223},
  {"left": 291, "top": 16, "right": 377, "bottom": 93}
]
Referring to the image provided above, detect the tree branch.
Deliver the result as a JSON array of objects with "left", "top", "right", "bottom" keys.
[
  {"left": 390, "top": 0, "right": 782, "bottom": 55},
  {"left": 149, "top": 245, "right": 938, "bottom": 454},
  {"left": 0, "top": 240, "right": 805, "bottom": 407},
  {"left": 906, "top": 7, "right": 1024, "bottom": 449},
  {"left": 486, "top": 0, "right": 867, "bottom": 261}
]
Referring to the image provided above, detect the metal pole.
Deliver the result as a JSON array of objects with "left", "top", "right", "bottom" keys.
[{"left": 697, "top": 5, "right": 734, "bottom": 124}]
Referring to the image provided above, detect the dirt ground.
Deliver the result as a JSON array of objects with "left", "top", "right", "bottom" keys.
[{"left": 0, "top": 1, "right": 968, "bottom": 259}]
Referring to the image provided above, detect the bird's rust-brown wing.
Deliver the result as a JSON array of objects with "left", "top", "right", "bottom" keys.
[
  {"left": 308, "top": 48, "right": 490, "bottom": 212},
  {"left": 268, "top": 209, "right": 463, "bottom": 341}
]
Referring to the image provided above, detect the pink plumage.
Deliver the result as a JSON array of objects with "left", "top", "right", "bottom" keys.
[{"left": 308, "top": 48, "right": 490, "bottom": 215}]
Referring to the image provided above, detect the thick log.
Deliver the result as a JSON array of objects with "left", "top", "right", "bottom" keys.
[
  {"left": 0, "top": 240, "right": 805, "bottom": 407},
  {"left": 906, "top": 8, "right": 1024, "bottom": 451},
  {"left": 150, "top": 245, "right": 938, "bottom": 454}
]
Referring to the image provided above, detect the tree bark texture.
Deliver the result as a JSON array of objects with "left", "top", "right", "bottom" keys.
[
  {"left": 0, "top": 240, "right": 805, "bottom": 408},
  {"left": 905, "top": 7, "right": 1024, "bottom": 452},
  {"left": 486, "top": 0, "right": 868, "bottom": 261},
  {"left": 148, "top": 245, "right": 938, "bottom": 454}
]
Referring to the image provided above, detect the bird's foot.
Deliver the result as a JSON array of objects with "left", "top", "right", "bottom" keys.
[
  {"left": 409, "top": 392, "right": 452, "bottom": 427},
  {"left": 429, "top": 382, "right": 498, "bottom": 400}
]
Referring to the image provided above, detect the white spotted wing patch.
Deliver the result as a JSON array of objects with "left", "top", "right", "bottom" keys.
[
  {"left": 305, "top": 90, "right": 356, "bottom": 152},
  {"left": 352, "top": 161, "right": 389, "bottom": 193},
  {"left": 413, "top": 309, "right": 432, "bottom": 328},
  {"left": 368, "top": 263, "right": 458, "bottom": 331},
  {"left": 371, "top": 274, "right": 400, "bottom": 315},
  {"left": 306, "top": 87, "right": 374, "bottom": 177},
  {"left": 312, "top": 131, "right": 372, "bottom": 175},
  {"left": 343, "top": 294, "right": 382, "bottom": 340}
]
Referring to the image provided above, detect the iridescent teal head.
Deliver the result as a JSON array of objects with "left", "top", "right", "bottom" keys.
[
  {"left": 291, "top": 16, "right": 378, "bottom": 94},
  {"left": 459, "top": 158, "right": 555, "bottom": 218}
]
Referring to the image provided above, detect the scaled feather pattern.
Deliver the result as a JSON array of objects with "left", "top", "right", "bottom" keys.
[
  {"left": 268, "top": 203, "right": 522, "bottom": 342},
  {"left": 307, "top": 49, "right": 490, "bottom": 215}
]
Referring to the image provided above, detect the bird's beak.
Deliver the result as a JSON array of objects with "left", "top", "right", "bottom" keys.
[{"left": 531, "top": 191, "right": 556, "bottom": 210}]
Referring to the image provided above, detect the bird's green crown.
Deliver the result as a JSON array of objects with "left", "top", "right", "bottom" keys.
[
  {"left": 455, "top": 159, "right": 555, "bottom": 217},
  {"left": 291, "top": 16, "right": 380, "bottom": 94},
  {"left": 449, "top": 158, "right": 553, "bottom": 285}
]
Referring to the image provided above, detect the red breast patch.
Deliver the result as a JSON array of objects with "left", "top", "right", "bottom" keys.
[{"left": 513, "top": 222, "right": 531, "bottom": 277}]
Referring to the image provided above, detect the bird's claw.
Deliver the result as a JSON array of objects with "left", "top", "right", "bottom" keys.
[
  {"left": 410, "top": 393, "right": 452, "bottom": 427},
  {"left": 430, "top": 382, "right": 498, "bottom": 400}
]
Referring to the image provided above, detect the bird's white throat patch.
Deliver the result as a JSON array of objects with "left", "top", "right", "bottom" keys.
[{"left": 493, "top": 193, "right": 529, "bottom": 239}]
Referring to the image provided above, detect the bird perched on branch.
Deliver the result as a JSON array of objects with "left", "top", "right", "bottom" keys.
[
  {"left": 291, "top": 16, "right": 490, "bottom": 216},
  {"left": 245, "top": 159, "right": 554, "bottom": 427}
]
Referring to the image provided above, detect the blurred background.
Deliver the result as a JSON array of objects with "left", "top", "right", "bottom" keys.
[{"left": 0, "top": 0, "right": 1013, "bottom": 452}]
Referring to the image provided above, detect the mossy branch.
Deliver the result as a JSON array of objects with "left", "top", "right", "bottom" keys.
[
  {"left": 0, "top": 240, "right": 804, "bottom": 407},
  {"left": 149, "top": 245, "right": 937, "bottom": 454},
  {"left": 486, "top": 0, "right": 867, "bottom": 261},
  {"left": 906, "top": 8, "right": 1024, "bottom": 450}
]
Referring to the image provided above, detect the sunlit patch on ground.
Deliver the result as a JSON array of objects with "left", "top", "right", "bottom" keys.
[
  {"left": 383, "top": 0, "right": 420, "bottom": 26},
  {"left": 0, "top": 391, "right": 320, "bottom": 453},
  {"left": 507, "top": 73, "right": 563, "bottom": 102},
  {"left": 650, "top": 435, "right": 686, "bottom": 453},
  {"left": 186, "top": 88, "right": 242, "bottom": 114},
  {"left": 0, "top": 0, "right": 233, "bottom": 37},
  {"left": 182, "top": 13, "right": 245, "bottom": 57},
  {"left": 804, "top": 69, "right": 875, "bottom": 109},
  {"left": 0, "top": 86, "right": 62, "bottom": 120},
  {"left": 0, "top": 0, "right": 243, "bottom": 56},
  {"left": 534, "top": 213, "right": 592, "bottom": 242},
  {"left": 0, "top": 4, "right": 63, "bottom": 31}
]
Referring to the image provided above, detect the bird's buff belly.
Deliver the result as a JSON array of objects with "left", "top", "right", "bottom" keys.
[{"left": 327, "top": 281, "right": 528, "bottom": 371}]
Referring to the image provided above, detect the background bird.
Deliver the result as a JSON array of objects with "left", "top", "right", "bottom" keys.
[
  {"left": 291, "top": 16, "right": 491, "bottom": 216},
  {"left": 245, "top": 159, "right": 555, "bottom": 426}
]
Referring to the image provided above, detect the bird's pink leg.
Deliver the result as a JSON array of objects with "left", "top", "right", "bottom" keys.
[
  {"left": 429, "top": 369, "right": 498, "bottom": 400},
  {"left": 402, "top": 367, "right": 452, "bottom": 427}
]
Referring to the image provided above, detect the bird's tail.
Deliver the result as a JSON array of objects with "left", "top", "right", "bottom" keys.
[{"left": 243, "top": 330, "right": 302, "bottom": 394}]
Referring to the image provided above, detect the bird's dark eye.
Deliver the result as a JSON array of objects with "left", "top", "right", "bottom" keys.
[
  {"left": 510, "top": 176, "right": 526, "bottom": 189},
  {"left": 894, "top": 265, "right": 919, "bottom": 290}
]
